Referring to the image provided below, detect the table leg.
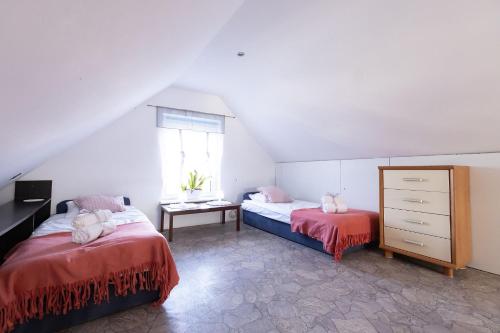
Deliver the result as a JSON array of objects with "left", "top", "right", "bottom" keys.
[
  {"left": 221, "top": 209, "right": 225, "bottom": 224},
  {"left": 160, "top": 208, "right": 165, "bottom": 232},
  {"left": 236, "top": 207, "right": 240, "bottom": 231},
  {"left": 168, "top": 214, "right": 174, "bottom": 242}
]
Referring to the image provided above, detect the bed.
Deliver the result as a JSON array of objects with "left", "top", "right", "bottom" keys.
[
  {"left": 0, "top": 198, "right": 179, "bottom": 333},
  {"left": 242, "top": 192, "right": 379, "bottom": 260}
]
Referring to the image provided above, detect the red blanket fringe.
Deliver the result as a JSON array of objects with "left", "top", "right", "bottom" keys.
[
  {"left": 0, "top": 262, "right": 175, "bottom": 333},
  {"left": 333, "top": 232, "right": 374, "bottom": 261}
]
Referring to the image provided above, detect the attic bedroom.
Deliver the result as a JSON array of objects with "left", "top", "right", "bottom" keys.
[{"left": 0, "top": 1, "right": 499, "bottom": 332}]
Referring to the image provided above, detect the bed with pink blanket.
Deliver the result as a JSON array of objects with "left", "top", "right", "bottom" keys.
[
  {"left": 291, "top": 208, "right": 379, "bottom": 261},
  {"left": 0, "top": 198, "right": 179, "bottom": 333}
]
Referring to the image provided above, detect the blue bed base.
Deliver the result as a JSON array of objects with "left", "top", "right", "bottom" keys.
[
  {"left": 13, "top": 287, "right": 159, "bottom": 333},
  {"left": 243, "top": 209, "right": 328, "bottom": 253},
  {"left": 242, "top": 192, "right": 373, "bottom": 256}
]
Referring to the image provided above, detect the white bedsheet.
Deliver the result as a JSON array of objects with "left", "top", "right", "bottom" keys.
[
  {"left": 32, "top": 206, "right": 150, "bottom": 237},
  {"left": 241, "top": 199, "right": 320, "bottom": 224}
]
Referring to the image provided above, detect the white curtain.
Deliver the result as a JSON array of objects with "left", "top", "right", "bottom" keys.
[
  {"left": 157, "top": 106, "right": 225, "bottom": 198},
  {"left": 159, "top": 128, "right": 223, "bottom": 198},
  {"left": 156, "top": 106, "right": 225, "bottom": 134}
]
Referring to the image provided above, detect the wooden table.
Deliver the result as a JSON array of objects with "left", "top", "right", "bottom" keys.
[{"left": 160, "top": 202, "right": 241, "bottom": 241}]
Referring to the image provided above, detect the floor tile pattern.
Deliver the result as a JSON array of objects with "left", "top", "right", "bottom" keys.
[{"left": 62, "top": 222, "right": 500, "bottom": 332}]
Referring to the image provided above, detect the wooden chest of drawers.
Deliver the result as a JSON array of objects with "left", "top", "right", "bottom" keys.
[{"left": 378, "top": 166, "right": 471, "bottom": 277}]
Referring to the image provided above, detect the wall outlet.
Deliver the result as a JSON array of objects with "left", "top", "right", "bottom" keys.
[{"left": 228, "top": 210, "right": 236, "bottom": 219}]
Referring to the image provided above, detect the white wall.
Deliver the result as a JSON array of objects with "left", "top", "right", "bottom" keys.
[
  {"left": 277, "top": 158, "right": 387, "bottom": 211},
  {"left": 340, "top": 158, "right": 389, "bottom": 212},
  {"left": 0, "top": 87, "right": 275, "bottom": 229},
  {"left": 276, "top": 161, "right": 341, "bottom": 202},
  {"left": 277, "top": 153, "right": 500, "bottom": 275},
  {"left": 0, "top": 184, "right": 13, "bottom": 206}
]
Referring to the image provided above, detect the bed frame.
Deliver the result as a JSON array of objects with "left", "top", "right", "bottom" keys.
[
  {"left": 12, "top": 197, "right": 160, "bottom": 333},
  {"left": 242, "top": 192, "right": 374, "bottom": 256}
]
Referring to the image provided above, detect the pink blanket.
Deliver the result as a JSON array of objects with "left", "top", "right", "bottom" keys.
[
  {"left": 0, "top": 222, "right": 179, "bottom": 333},
  {"left": 291, "top": 208, "right": 379, "bottom": 261}
]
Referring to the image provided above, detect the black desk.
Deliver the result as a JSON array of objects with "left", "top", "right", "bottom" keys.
[{"left": 0, "top": 199, "right": 51, "bottom": 261}]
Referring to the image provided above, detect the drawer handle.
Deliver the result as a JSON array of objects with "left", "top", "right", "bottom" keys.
[
  {"left": 402, "top": 177, "right": 427, "bottom": 182},
  {"left": 403, "top": 198, "right": 426, "bottom": 204},
  {"left": 403, "top": 218, "right": 425, "bottom": 225},
  {"left": 403, "top": 239, "right": 424, "bottom": 247}
]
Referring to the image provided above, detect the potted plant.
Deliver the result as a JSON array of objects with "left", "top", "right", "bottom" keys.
[{"left": 181, "top": 170, "right": 208, "bottom": 200}]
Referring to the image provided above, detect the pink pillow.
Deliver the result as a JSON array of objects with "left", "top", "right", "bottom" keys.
[
  {"left": 74, "top": 195, "right": 125, "bottom": 213},
  {"left": 257, "top": 186, "right": 293, "bottom": 203}
]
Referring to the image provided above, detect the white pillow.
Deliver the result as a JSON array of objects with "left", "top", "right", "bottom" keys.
[
  {"left": 65, "top": 200, "right": 80, "bottom": 218},
  {"left": 114, "top": 196, "right": 125, "bottom": 206},
  {"left": 249, "top": 193, "right": 267, "bottom": 202}
]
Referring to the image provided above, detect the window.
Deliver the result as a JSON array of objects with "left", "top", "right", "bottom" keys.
[{"left": 157, "top": 107, "right": 224, "bottom": 199}]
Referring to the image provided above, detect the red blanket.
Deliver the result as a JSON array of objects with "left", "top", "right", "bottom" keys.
[
  {"left": 291, "top": 208, "right": 379, "bottom": 261},
  {"left": 0, "top": 222, "right": 179, "bottom": 333}
]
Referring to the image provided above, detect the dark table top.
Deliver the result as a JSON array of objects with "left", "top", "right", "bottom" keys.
[{"left": 0, "top": 199, "right": 51, "bottom": 236}]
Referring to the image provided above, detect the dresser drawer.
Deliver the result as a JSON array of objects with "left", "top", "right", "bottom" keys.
[
  {"left": 384, "top": 227, "right": 451, "bottom": 262},
  {"left": 384, "top": 208, "right": 451, "bottom": 239},
  {"left": 384, "top": 170, "right": 449, "bottom": 192},
  {"left": 384, "top": 189, "right": 450, "bottom": 215}
]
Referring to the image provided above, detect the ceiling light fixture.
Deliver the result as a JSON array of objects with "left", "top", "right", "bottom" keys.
[{"left": 237, "top": 51, "right": 245, "bottom": 57}]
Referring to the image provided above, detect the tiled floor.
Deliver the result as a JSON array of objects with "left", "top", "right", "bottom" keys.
[{"left": 63, "top": 222, "right": 500, "bottom": 333}]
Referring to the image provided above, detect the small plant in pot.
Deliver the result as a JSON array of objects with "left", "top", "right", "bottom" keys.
[{"left": 181, "top": 170, "right": 208, "bottom": 200}]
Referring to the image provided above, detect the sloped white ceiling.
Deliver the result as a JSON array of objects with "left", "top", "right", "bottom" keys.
[
  {"left": 176, "top": 0, "right": 500, "bottom": 162},
  {"left": 0, "top": 0, "right": 243, "bottom": 187}
]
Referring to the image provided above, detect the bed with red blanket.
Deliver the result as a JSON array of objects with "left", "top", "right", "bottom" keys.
[
  {"left": 242, "top": 192, "right": 379, "bottom": 260},
  {"left": 291, "top": 208, "right": 379, "bottom": 261},
  {"left": 0, "top": 201, "right": 179, "bottom": 333}
]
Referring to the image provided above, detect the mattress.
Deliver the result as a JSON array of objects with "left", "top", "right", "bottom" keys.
[
  {"left": 32, "top": 206, "right": 150, "bottom": 237},
  {"left": 241, "top": 199, "right": 320, "bottom": 224}
]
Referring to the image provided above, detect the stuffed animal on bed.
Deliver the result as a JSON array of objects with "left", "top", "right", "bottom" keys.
[
  {"left": 333, "top": 195, "right": 348, "bottom": 213},
  {"left": 321, "top": 193, "right": 337, "bottom": 213},
  {"left": 72, "top": 210, "right": 117, "bottom": 244},
  {"left": 321, "top": 193, "right": 348, "bottom": 214}
]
